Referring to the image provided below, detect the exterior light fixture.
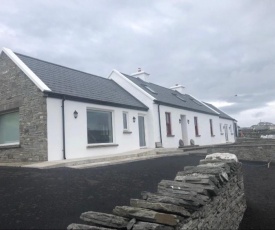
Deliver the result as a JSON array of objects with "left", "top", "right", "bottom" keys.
[
  {"left": 73, "top": 110, "right": 78, "bottom": 119},
  {"left": 179, "top": 119, "right": 181, "bottom": 124},
  {"left": 187, "top": 119, "right": 190, "bottom": 124},
  {"left": 133, "top": 116, "right": 136, "bottom": 123}
]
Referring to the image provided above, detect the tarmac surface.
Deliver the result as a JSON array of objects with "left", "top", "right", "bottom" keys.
[{"left": 0, "top": 154, "right": 274, "bottom": 229}]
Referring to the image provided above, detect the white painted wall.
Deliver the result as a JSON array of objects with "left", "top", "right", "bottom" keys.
[
  {"left": 157, "top": 105, "right": 222, "bottom": 147},
  {"left": 47, "top": 97, "right": 148, "bottom": 161},
  {"left": 109, "top": 70, "right": 157, "bottom": 148},
  {"left": 219, "top": 118, "right": 236, "bottom": 143},
  {"left": 110, "top": 70, "right": 236, "bottom": 148}
]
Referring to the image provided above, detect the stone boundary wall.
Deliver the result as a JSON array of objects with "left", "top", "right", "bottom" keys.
[
  {"left": 67, "top": 153, "right": 246, "bottom": 230},
  {"left": 236, "top": 138, "right": 275, "bottom": 145},
  {"left": 207, "top": 145, "right": 275, "bottom": 162}
]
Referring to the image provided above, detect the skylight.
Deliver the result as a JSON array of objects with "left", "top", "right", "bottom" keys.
[
  {"left": 191, "top": 98, "right": 202, "bottom": 106},
  {"left": 144, "top": 85, "right": 157, "bottom": 94},
  {"left": 176, "top": 95, "right": 186, "bottom": 102},
  {"left": 171, "top": 92, "right": 186, "bottom": 102}
]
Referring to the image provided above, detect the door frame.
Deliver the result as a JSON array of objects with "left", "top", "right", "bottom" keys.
[
  {"left": 138, "top": 114, "right": 147, "bottom": 148},
  {"left": 180, "top": 115, "right": 189, "bottom": 145}
]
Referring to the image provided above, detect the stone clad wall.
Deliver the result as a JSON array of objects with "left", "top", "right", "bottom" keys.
[
  {"left": 0, "top": 52, "right": 48, "bottom": 162},
  {"left": 68, "top": 153, "right": 246, "bottom": 230}
]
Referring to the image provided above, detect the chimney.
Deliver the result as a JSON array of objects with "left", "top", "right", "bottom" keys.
[
  {"left": 170, "top": 84, "right": 185, "bottom": 94},
  {"left": 131, "top": 68, "right": 150, "bottom": 82}
]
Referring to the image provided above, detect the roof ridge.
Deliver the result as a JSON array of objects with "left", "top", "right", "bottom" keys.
[{"left": 15, "top": 52, "right": 109, "bottom": 81}]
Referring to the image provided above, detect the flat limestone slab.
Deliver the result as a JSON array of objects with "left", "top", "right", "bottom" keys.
[
  {"left": 132, "top": 221, "right": 174, "bottom": 230},
  {"left": 205, "top": 152, "right": 238, "bottom": 162},
  {"left": 67, "top": 223, "right": 112, "bottom": 230},
  {"left": 113, "top": 206, "right": 181, "bottom": 226},
  {"left": 130, "top": 199, "right": 191, "bottom": 217},
  {"left": 80, "top": 211, "right": 129, "bottom": 229}
]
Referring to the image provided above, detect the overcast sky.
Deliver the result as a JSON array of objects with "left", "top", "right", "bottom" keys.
[{"left": 1, "top": 0, "right": 275, "bottom": 127}]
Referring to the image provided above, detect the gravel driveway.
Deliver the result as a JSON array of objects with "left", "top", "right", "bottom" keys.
[{"left": 0, "top": 155, "right": 274, "bottom": 229}]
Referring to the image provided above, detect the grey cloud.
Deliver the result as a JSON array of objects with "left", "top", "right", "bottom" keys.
[{"left": 1, "top": 0, "right": 275, "bottom": 126}]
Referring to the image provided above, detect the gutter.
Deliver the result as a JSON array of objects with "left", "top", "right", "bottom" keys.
[
  {"left": 61, "top": 97, "right": 66, "bottom": 160},
  {"left": 45, "top": 91, "right": 148, "bottom": 112}
]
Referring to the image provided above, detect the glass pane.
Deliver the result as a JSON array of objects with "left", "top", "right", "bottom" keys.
[
  {"left": 0, "top": 112, "right": 19, "bottom": 144},
  {"left": 87, "top": 110, "right": 113, "bottom": 144},
  {"left": 123, "top": 113, "right": 127, "bottom": 130}
]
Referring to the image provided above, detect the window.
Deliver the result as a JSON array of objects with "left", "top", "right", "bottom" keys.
[
  {"left": 220, "top": 123, "right": 223, "bottom": 134},
  {"left": 144, "top": 85, "right": 157, "bottom": 94},
  {"left": 191, "top": 98, "right": 202, "bottom": 106},
  {"left": 175, "top": 95, "right": 186, "bottom": 102},
  {"left": 210, "top": 119, "right": 214, "bottom": 136},
  {"left": 87, "top": 110, "right": 113, "bottom": 144},
  {"left": 123, "top": 112, "right": 128, "bottom": 130},
  {"left": 0, "top": 111, "right": 19, "bottom": 145},
  {"left": 194, "top": 116, "right": 199, "bottom": 136},
  {"left": 165, "top": 112, "right": 172, "bottom": 135}
]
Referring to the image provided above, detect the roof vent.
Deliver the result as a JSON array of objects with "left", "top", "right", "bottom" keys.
[
  {"left": 170, "top": 84, "right": 185, "bottom": 94},
  {"left": 131, "top": 68, "right": 150, "bottom": 82}
]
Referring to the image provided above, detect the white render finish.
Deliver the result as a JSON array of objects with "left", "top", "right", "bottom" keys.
[
  {"left": 110, "top": 70, "right": 236, "bottom": 148},
  {"left": 219, "top": 118, "right": 236, "bottom": 143},
  {"left": 47, "top": 97, "right": 148, "bottom": 161}
]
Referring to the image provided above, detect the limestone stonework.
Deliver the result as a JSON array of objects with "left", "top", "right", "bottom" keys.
[
  {"left": 68, "top": 153, "right": 246, "bottom": 230},
  {"left": 0, "top": 52, "right": 48, "bottom": 162}
]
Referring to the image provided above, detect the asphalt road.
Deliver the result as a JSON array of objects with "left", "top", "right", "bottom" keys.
[{"left": 0, "top": 155, "right": 274, "bottom": 229}]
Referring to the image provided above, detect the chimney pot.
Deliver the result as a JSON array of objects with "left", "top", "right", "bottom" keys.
[
  {"left": 170, "top": 84, "right": 185, "bottom": 94},
  {"left": 131, "top": 70, "right": 150, "bottom": 82}
]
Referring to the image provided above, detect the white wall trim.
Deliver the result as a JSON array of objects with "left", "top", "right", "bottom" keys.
[
  {"left": 2, "top": 47, "right": 51, "bottom": 92},
  {"left": 109, "top": 69, "right": 156, "bottom": 100}
]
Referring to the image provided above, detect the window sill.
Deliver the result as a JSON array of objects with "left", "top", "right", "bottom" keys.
[
  {"left": 123, "top": 130, "right": 132, "bottom": 134},
  {"left": 195, "top": 135, "right": 201, "bottom": 137},
  {"left": 0, "top": 143, "right": 20, "bottom": 149},
  {"left": 87, "top": 143, "right": 119, "bottom": 148},
  {"left": 167, "top": 134, "right": 175, "bottom": 137}
]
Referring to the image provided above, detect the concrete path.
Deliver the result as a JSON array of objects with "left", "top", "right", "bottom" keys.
[{"left": 21, "top": 148, "right": 187, "bottom": 169}]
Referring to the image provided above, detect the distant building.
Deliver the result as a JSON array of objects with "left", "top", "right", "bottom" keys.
[{"left": 251, "top": 122, "right": 275, "bottom": 131}]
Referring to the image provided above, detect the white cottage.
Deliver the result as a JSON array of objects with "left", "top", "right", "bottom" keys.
[
  {"left": 109, "top": 70, "right": 237, "bottom": 148},
  {"left": 0, "top": 48, "right": 237, "bottom": 162},
  {"left": 0, "top": 48, "right": 148, "bottom": 162}
]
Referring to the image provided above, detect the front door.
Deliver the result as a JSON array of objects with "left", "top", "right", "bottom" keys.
[
  {"left": 224, "top": 124, "right": 229, "bottom": 142},
  {"left": 138, "top": 116, "right": 146, "bottom": 147}
]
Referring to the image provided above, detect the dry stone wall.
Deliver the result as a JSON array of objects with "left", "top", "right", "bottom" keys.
[{"left": 67, "top": 153, "right": 246, "bottom": 230}]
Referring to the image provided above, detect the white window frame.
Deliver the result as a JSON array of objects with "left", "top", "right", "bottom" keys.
[
  {"left": 86, "top": 108, "right": 115, "bottom": 146},
  {"left": 0, "top": 110, "right": 20, "bottom": 146}
]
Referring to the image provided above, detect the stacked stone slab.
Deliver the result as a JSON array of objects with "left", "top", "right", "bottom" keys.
[{"left": 67, "top": 153, "right": 246, "bottom": 230}]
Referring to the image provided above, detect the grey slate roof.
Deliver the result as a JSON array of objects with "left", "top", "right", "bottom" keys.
[
  {"left": 15, "top": 53, "right": 148, "bottom": 111},
  {"left": 203, "top": 102, "right": 236, "bottom": 121},
  {"left": 121, "top": 73, "right": 219, "bottom": 116}
]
